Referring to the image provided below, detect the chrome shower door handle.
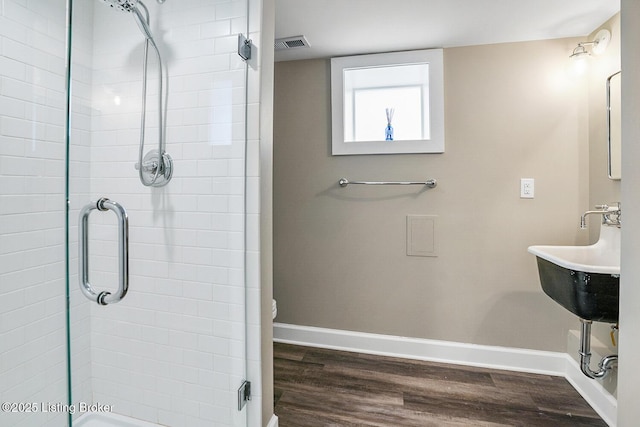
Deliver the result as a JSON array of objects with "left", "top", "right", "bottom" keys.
[{"left": 79, "top": 198, "right": 129, "bottom": 305}]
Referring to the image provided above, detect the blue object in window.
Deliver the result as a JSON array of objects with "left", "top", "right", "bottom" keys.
[
  {"left": 385, "top": 108, "right": 394, "bottom": 141},
  {"left": 385, "top": 124, "right": 394, "bottom": 141}
]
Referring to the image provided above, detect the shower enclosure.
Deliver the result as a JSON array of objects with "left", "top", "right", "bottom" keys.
[{"left": 1, "top": 0, "right": 262, "bottom": 425}]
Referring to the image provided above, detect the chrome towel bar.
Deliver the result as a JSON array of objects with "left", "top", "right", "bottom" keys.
[
  {"left": 79, "top": 198, "right": 129, "bottom": 305},
  {"left": 338, "top": 178, "right": 437, "bottom": 188}
]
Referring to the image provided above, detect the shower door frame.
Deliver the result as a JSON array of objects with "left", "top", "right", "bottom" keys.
[{"left": 64, "top": 0, "right": 259, "bottom": 425}]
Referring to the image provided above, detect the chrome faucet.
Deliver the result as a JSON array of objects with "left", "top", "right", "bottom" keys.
[{"left": 580, "top": 203, "right": 621, "bottom": 229}]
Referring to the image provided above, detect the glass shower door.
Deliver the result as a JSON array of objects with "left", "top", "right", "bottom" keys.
[{"left": 67, "top": 0, "right": 250, "bottom": 425}]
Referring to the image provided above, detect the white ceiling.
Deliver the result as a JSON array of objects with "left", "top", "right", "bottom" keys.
[{"left": 274, "top": 0, "right": 620, "bottom": 62}]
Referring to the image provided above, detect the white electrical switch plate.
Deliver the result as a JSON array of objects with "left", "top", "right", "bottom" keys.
[{"left": 520, "top": 178, "right": 534, "bottom": 199}]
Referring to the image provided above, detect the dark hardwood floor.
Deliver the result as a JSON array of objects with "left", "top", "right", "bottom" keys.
[{"left": 274, "top": 342, "right": 608, "bottom": 427}]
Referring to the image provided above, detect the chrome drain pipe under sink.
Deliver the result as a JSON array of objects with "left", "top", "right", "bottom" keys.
[{"left": 579, "top": 319, "right": 618, "bottom": 379}]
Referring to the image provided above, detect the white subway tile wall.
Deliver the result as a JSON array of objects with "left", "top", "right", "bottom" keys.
[
  {"left": 1, "top": 0, "right": 262, "bottom": 425},
  {"left": 0, "top": 0, "right": 69, "bottom": 426}
]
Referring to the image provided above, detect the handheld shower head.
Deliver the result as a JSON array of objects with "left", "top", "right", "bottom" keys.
[
  {"left": 98, "top": 0, "right": 155, "bottom": 41},
  {"left": 99, "top": 0, "right": 138, "bottom": 13}
]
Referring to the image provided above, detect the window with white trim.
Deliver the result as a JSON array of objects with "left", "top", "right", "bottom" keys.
[{"left": 331, "top": 49, "right": 444, "bottom": 155}]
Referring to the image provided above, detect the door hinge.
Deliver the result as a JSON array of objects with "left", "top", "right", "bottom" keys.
[
  {"left": 238, "top": 34, "right": 252, "bottom": 61},
  {"left": 238, "top": 380, "right": 251, "bottom": 410}
]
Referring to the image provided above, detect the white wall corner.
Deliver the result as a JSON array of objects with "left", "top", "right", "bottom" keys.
[
  {"left": 563, "top": 357, "right": 617, "bottom": 427},
  {"left": 267, "top": 414, "right": 279, "bottom": 427}
]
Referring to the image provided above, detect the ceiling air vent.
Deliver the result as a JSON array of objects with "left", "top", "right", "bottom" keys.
[{"left": 274, "top": 35, "right": 310, "bottom": 51}]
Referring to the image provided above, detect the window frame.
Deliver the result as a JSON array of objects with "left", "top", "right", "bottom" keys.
[{"left": 331, "top": 49, "right": 445, "bottom": 155}]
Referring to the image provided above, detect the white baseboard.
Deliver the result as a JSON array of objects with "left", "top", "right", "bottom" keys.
[
  {"left": 564, "top": 358, "right": 617, "bottom": 427},
  {"left": 273, "top": 322, "right": 617, "bottom": 426},
  {"left": 266, "top": 414, "right": 278, "bottom": 427}
]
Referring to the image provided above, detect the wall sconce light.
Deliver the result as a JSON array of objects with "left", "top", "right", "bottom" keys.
[{"left": 569, "top": 29, "right": 611, "bottom": 75}]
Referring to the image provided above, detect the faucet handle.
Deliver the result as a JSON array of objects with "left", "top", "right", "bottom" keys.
[
  {"left": 603, "top": 202, "right": 622, "bottom": 227},
  {"left": 595, "top": 203, "right": 621, "bottom": 212}
]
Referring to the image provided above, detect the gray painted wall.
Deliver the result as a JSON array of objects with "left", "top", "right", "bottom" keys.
[
  {"left": 273, "top": 37, "right": 597, "bottom": 352},
  {"left": 589, "top": 14, "right": 621, "bottom": 241}
]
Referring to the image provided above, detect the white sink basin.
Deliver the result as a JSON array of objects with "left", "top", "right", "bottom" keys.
[{"left": 527, "top": 225, "right": 620, "bottom": 275}]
